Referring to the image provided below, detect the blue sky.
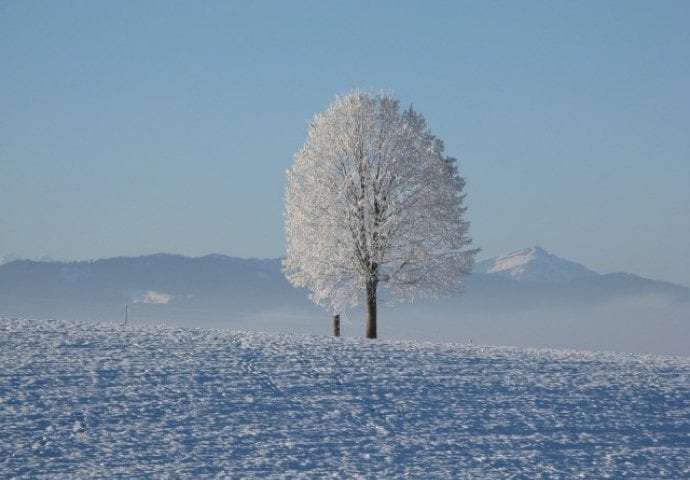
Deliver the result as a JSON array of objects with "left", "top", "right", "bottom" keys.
[{"left": 2, "top": 1, "right": 689, "bottom": 286}]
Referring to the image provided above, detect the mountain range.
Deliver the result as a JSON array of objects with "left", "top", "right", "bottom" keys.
[{"left": 1, "top": 247, "right": 688, "bottom": 356}]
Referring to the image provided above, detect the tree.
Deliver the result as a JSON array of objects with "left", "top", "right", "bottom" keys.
[{"left": 284, "top": 91, "right": 478, "bottom": 339}]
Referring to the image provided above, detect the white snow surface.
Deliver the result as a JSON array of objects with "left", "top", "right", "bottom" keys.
[
  {"left": 2, "top": 318, "right": 689, "bottom": 479},
  {"left": 488, "top": 248, "right": 540, "bottom": 274}
]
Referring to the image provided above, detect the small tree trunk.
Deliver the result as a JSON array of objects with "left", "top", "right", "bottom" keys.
[
  {"left": 332, "top": 314, "right": 340, "bottom": 337},
  {"left": 365, "top": 279, "right": 378, "bottom": 339}
]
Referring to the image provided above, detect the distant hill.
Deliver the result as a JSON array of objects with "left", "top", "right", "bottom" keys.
[
  {"left": 1, "top": 249, "right": 689, "bottom": 355},
  {"left": 0, "top": 254, "right": 321, "bottom": 328}
]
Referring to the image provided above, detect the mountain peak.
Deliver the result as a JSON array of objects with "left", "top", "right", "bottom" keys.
[
  {"left": 474, "top": 246, "right": 598, "bottom": 283},
  {"left": 0, "top": 254, "right": 22, "bottom": 266}
]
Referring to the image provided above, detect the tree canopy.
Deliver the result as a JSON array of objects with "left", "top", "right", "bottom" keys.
[{"left": 284, "top": 91, "right": 478, "bottom": 338}]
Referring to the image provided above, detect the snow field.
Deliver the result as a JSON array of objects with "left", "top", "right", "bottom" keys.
[{"left": 1, "top": 318, "right": 689, "bottom": 478}]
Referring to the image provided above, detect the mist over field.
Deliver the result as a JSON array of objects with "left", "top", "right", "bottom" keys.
[{"left": 1, "top": 247, "right": 688, "bottom": 356}]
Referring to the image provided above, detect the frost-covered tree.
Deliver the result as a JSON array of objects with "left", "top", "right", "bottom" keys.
[{"left": 284, "top": 91, "right": 478, "bottom": 339}]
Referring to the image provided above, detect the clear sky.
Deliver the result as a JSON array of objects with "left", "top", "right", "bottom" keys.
[{"left": 2, "top": 1, "right": 689, "bottom": 286}]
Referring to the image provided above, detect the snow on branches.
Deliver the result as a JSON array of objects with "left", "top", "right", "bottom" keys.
[{"left": 284, "top": 91, "right": 478, "bottom": 335}]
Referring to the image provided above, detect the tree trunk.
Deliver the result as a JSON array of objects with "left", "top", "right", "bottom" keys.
[
  {"left": 365, "top": 279, "right": 378, "bottom": 339},
  {"left": 332, "top": 314, "right": 340, "bottom": 337}
]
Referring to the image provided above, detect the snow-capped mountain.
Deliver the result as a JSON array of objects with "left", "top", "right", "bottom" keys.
[
  {"left": 473, "top": 246, "right": 598, "bottom": 283},
  {"left": 0, "top": 254, "right": 21, "bottom": 266}
]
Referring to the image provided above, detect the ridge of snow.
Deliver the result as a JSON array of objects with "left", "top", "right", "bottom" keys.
[
  {"left": 487, "top": 246, "right": 542, "bottom": 275},
  {"left": 0, "top": 254, "right": 21, "bottom": 266},
  {"left": 474, "top": 246, "right": 598, "bottom": 283}
]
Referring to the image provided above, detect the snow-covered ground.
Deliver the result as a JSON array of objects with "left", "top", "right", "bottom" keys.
[{"left": 2, "top": 318, "right": 688, "bottom": 478}]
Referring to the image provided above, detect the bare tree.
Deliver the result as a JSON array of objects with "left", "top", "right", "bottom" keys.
[{"left": 284, "top": 91, "right": 478, "bottom": 339}]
